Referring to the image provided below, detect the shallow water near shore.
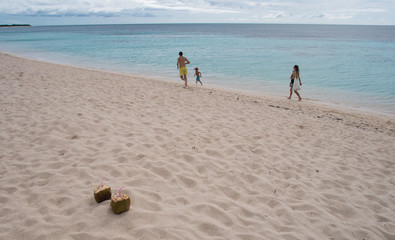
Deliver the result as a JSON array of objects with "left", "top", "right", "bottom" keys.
[{"left": 1, "top": 24, "right": 394, "bottom": 114}]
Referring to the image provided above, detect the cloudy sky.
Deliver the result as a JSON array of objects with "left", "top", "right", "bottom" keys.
[{"left": 1, "top": 0, "right": 394, "bottom": 26}]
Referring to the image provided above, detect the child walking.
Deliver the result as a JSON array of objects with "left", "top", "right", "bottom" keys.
[{"left": 194, "top": 67, "right": 203, "bottom": 86}]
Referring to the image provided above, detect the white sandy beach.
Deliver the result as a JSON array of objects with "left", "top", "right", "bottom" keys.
[{"left": 0, "top": 52, "right": 394, "bottom": 240}]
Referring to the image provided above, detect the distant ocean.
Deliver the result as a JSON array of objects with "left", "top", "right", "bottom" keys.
[{"left": 1, "top": 24, "right": 394, "bottom": 114}]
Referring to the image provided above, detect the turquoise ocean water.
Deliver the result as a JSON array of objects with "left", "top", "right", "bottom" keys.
[{"left": 1, "top": 24, "right": 394, "bottom": 114}]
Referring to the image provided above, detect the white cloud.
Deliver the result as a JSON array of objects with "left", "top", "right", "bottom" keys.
[
  {"left": 0, "top": 0, "right": 394, "bottom": 25},
  {"left": 355, "top": 8, "right": 385, "bottom": 13},
  {"left": 1, "top": 0, "right": 238, "bottom": 16}
]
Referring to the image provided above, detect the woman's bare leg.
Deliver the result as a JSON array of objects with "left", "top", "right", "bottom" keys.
[
  {"left": 294, "top": 90, "right": 302, "bottom": 101},
  {"left": 288, "top": 87, "right": 293, "bottom": 99}
]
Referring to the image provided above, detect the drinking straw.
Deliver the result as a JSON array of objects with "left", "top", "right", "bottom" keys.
[
  {"left": 118, "top": 186, "right": 125, "bottom": 197},
  {"left": 101, "top": 176, "right": 106, "bottom": 187}
]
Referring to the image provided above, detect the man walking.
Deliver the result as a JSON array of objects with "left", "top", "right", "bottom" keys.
[{"left": 177, "top": 51, "right": 190, "bottom": 88}]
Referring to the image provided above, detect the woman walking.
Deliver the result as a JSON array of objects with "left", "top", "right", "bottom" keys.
[{"left": 288, "top": 65, "right": 302, "bottom": 101}]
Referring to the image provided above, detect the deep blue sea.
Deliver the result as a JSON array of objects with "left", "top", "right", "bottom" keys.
[{"left": 1, "top": 24, "right": 394, "bottom": 114}]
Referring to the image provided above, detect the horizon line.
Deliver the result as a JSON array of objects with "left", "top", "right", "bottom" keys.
[{"left": 21, "top": 22, "right": 395, "bottom": 27}]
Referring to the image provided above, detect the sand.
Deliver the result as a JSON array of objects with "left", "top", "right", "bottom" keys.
[{"left": 0, "top": 52, "right": 394, "bottom": 240}]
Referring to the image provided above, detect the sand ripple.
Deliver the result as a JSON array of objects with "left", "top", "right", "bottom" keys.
[{"left": 1, "top": 53, "right": 394, "bottom": 240}]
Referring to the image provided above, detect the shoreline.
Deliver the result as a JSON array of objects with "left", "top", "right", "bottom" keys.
[
  {"left": 2, "top": 51, "right": 394, "bottom": 118},
  {"left": 1, "top": 51, "right": 394, "bottom": 239}
]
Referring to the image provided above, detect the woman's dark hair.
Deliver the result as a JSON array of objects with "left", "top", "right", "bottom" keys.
[
  {"left": 179, "top": 52, "right": 183, "bottom": 56},
  {"left": 294, "top": 65, "right": 300, "bottom": 79}
]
